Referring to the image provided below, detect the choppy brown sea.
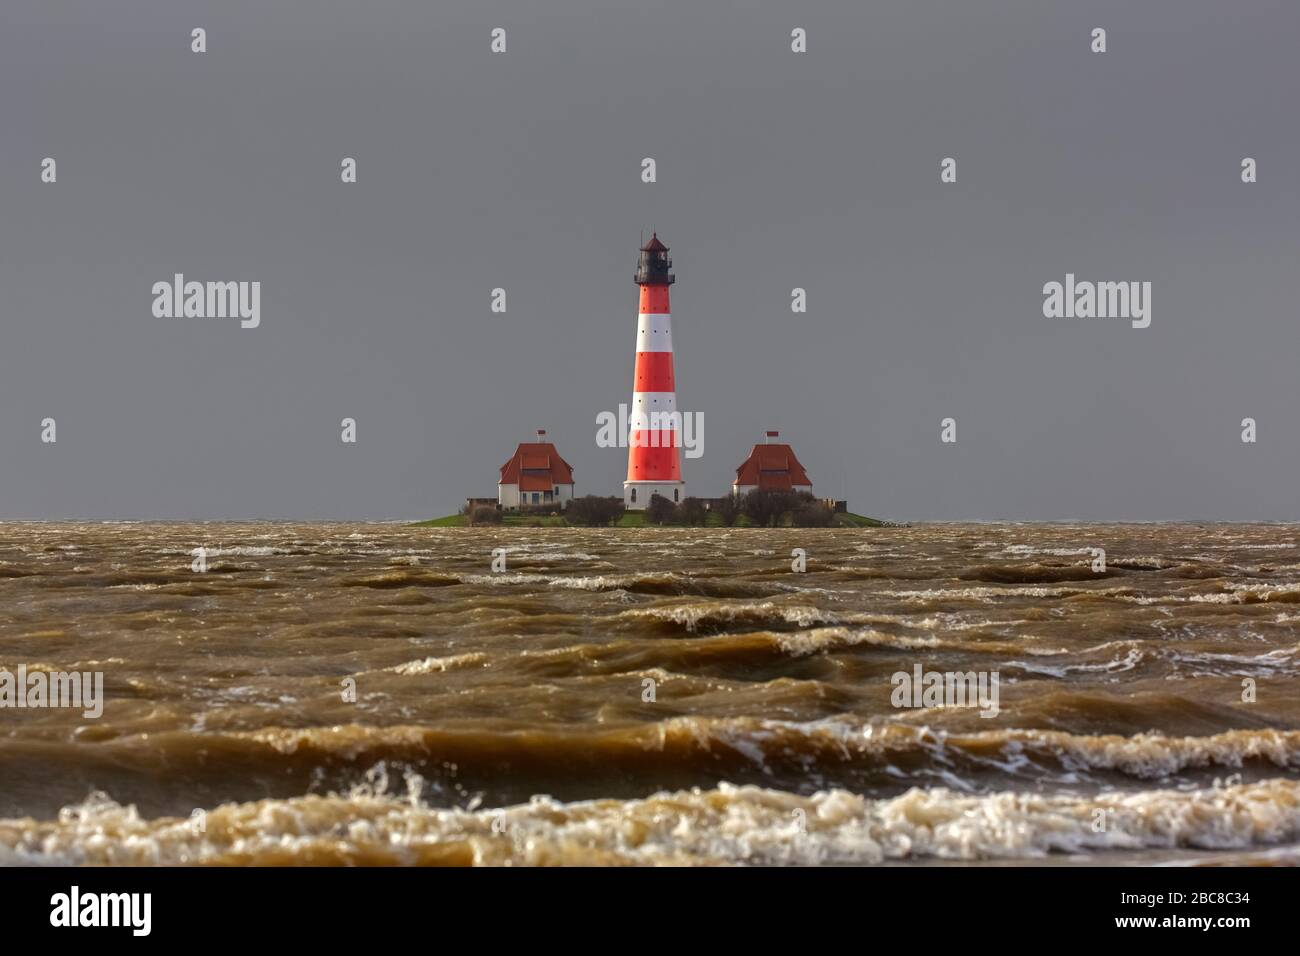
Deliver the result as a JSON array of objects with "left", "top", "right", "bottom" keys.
[{"left": 2, "top": 521, "right": 1299, "bottom": 866}]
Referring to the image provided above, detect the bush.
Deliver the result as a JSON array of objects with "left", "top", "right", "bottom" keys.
[
  {"left": 645, "top": 494, "right": 679, "bottom": 525},
  {"left": 678, "top": 497, "right": 708, "bottom": 527},
  {"left": 740, "top": 490, "right": 801, "bottom": 527},
  {"left": 791, "top": 499, "right": 834, "bottom": 527},
  {"left": 468, "top": 505, "right": 502, "bottom": 526},
  {"left": 737, "top": 490, "right": 832, "bottom": 527},
  {"left": 713, "top": 495, "right": 740, "bottom": 527},
  {"left": 565, "top": 495, "right": 627, "bottom": 527}
]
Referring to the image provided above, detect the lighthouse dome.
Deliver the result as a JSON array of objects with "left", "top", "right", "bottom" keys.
[{"left": 635, "top": 232, "right": 674, "bottom": 286}]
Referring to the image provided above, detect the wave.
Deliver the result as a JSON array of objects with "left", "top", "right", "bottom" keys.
[
  {"left": 881, "top": 584, "right": 1137, "bottom": 603},
  {"left": 384, "top": 654, "right": 490, "bottom": 675},
  {"left": 958, "top": 564, "right": 1118, "bottom": 584},
  {"left": 616, "top": 601, "right": 845, "bottom": 632},
  {"left": 1008, "top": 643, "right": 1146, "bottom": 678},
  {"left": 1166, "top": 647, "right": 1299, "bottom": 678},
  {"left": 26, "top": 721, "right": 1295, "bottom": 792},
  {"left": 1187, "top": 583, "right": 1300, "bottom": 605},
  {"left": 338, "top": 570, "right": 461, "bottom": 589},
  {"left": 188, "top": 546, "right": 284, "bottom": 557},
  {"left": 3, "top": 777, "right": 1298, "bottom": 866},
  {"left": 457, "top": 571, "right": 785, "bottom": 599},
  {"left": 368, "top": 625, "right": 1042, "bottom": 685},
  {"left": 1000, "top": 546, "right": 1092, "bottom": 557}
]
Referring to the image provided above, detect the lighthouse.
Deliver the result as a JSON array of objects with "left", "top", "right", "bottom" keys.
[{"left": 624, "top": 233, "right": 686, "bottom": 510}]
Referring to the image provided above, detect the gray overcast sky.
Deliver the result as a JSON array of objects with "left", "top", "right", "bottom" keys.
[{"left": 1, "top": 0, "right": 1297, "bottom": 521}]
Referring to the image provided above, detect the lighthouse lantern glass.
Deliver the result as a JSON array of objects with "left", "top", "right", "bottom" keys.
[{"left": 635, "top": 250, "right": 674, "bottom": 286}]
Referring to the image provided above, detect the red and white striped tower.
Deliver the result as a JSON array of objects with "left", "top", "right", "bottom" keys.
[{"left": 624, "top": 233, "right": 685, "bottom": 509}]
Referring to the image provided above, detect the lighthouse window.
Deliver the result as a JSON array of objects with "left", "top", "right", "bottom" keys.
[
  {"left": 630, "top": 488, "right": 637, "bottom": 503},
  {"left": 674, "top": 489, "right": 679, "bottom": 502}
]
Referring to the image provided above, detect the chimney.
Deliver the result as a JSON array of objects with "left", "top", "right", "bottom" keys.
[
  {"left": 537, "top": 429, "right": 547, "bottom": 442},
  {"left": 765, "top": 430, "right": 779, "bottom": 444}
]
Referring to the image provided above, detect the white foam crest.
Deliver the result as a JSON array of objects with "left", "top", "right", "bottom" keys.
[
  {"left": 5, "top": 779, "right": 1299, "bottom": 866},
  {"left": 384, "top": 653, "right": 490, "bottom": 675},
  {"left": 458, "top": 571, "right": 682, "bottom": 591},
  {"left": 884, "top": 584, "right": 1112, "bottom": 602},
  {"left": 1009, "top": 644, "right": 1145, "bottom": 677},
  {"left": 1001, "top": 545, "right": 1092, "bottom": 556},
  {"left": 1186, "top": 582, "right": 1300, "bottom": 604},
  {"left": 619, "top": 602, "right": 842, "bottom": 632},
  {"left": 186, "top": 546, "right": 281, "bottom": 557},
  {"left": 773, "top": 627, "right": 942, "bottom": 656}
]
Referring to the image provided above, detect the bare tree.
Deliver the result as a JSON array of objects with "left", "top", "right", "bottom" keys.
[
  {"left": 565, "top": 496, "right": 627, "bottom": 527},
  {"left": 645, "top": 493, "right": 679, "bottom": 525},
  {"left": 678, "top": 497, "right": 708, "bottom": 526}
]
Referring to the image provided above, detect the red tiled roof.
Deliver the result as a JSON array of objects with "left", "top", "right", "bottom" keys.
[
  {"left": 733, "top": 444, "right": 811, "bottom": 491},
  {"left": 500, "top": 442, "right": 574, "bottom": 487}
]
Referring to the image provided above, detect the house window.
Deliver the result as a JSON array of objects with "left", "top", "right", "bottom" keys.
[{"left": 532, "top": 493, "right": 540, "bottom": 504}]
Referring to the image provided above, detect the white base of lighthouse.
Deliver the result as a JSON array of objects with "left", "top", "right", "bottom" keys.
[{"left": 623, "top": 480, "right": 685, "bottom": 511}]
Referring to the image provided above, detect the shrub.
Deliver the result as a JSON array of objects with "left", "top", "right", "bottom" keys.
[
  {"left": 565, "top": 495, "right": 627, "bottom": 527},
  {"left": 678, "top": 497, "right": 708, "bottom": 526},
  {"left": 791, "top": 499, "right": 834, "bottom": 527},
  {"left": 468, "top": 505, "right": 502, "bottom": 526},
  {"left": 645, "top": 494, "right": 679, "bottom": 525},
  {"left": 713, "top": 495, "right": 740, "bottom": 527},
  {"left": 740, "top": 490, "right": 801, "bottom": 527}
]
